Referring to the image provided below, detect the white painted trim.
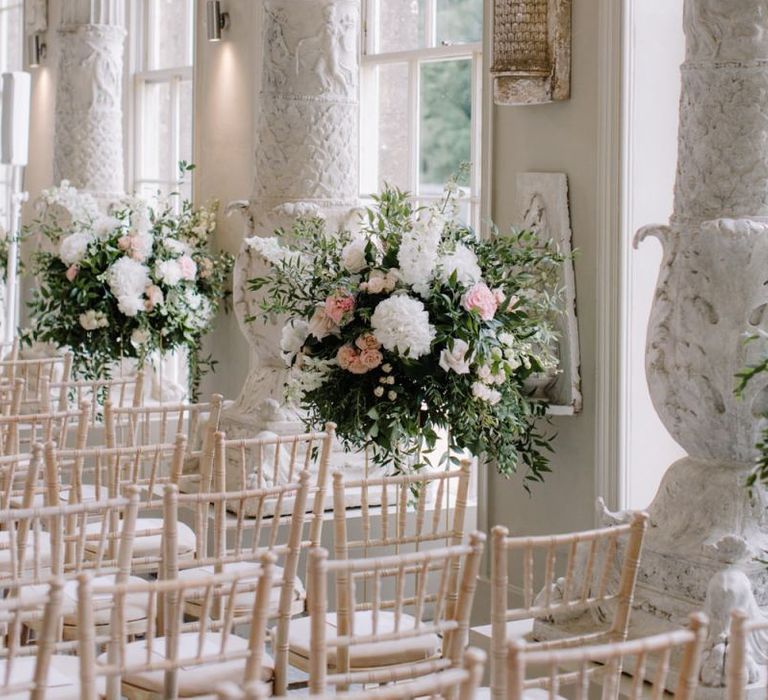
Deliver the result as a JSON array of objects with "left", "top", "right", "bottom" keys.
[{"left": 594, "top": 0, "right": 629, "bottom": 516}]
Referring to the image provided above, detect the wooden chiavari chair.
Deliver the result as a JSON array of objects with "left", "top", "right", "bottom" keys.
[
  {"left": 0, "top": 379, "right": 24, "bottom": 418},
  {"left": 488, "top": 513, "right": 649, "bottom": 700},
  {"left": 76, "top": 553, "right": 277, "bottom": 700},
  {"left": 105, "top": 394, "right": 224, "bottom": 493},
  {"left": 0, "top": 352, "right": 73, "bottom": 414},
  {"left": 0, "top": 339, "right": 20, "bottom": 363},
  {"left": 294, "top": 533, "right": 485, "bottom": 695},
  {"left": 727, "top": 609, "right": 768, "bottom": 700},
  {"left": 41, "top": 370, "right": 145, "bottom": 421},
  {"left": 217, "top": 647, "right": 487, "bottom": 700},
  {"left": 44, "top": 437, "right": 189, "bottom": 574},
  {"left": 505, "top": 612, "right": 708, "bottom": 700}
]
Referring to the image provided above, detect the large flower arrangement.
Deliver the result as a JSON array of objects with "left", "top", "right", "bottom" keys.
[
  {"left": 249, "top": 184, "right": 566, "bottom": 482},
  {"left": 27, "top": 173, "right": 234, "bottom": 399}
]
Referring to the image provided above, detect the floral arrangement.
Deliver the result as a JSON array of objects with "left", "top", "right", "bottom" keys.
[
  {"left": 249, "top": 184, "right": 566, "bottom": 481},
  {"left": 26, "top": 169, "right": 234, "bottom": 399}
]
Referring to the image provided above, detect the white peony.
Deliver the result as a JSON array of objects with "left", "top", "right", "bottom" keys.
[
  {"left": 78, "top": 310, "right": 108, "bottom": 331},
  {"left": 439, "top": 339, "right": 472, "bottom": 375},
  {"left": 341, "top": 237, "right": 368, "bottom": 273},
  {"left": 440, "top": 244, "right": 482, "bottom": 287},
  {"left": 155, "top": 259, "right": 183, "bottom": 287},
  {"left": 371, "top": 294, "right": 436, "bottom": 359},
  {"left": 107, "top": 257, "right": 150, "bottom": 318},
  {"left": 397, "top": 213, "right": 443, "bottom": 297},
  {"left": 59, "top": 232, "right": 93, "bottom": 266},
  {"left": 280, "top": 319, "right": 310, "bottom": 364}
]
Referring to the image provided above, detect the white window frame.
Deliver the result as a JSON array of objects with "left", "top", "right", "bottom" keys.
[
  {"left": 361, "top": 0, "right": 483, "bottom": 229},
  {"left": 128, "top": 0, "right": 195, "bottom": 203},
  {"left": 0, "top": 0, "right": 23, "bottom": 232}
]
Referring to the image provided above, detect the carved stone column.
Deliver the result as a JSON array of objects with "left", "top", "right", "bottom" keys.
[
  {"left": 604, "top": 1, "right": 768, "bottom": 695},
  {"left": 54, "top": 0, "right": 125, "bottom": 202},
  {"left": 221, "top": 0, "right": 360, "bottom": 441}
]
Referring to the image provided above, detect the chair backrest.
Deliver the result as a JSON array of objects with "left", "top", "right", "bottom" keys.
[
  {"left": 727, "top": 609, "right": 768, "bottom": 700},
  {"left": 105, "top": 394, "right": 223, "bottom": 491},
  {"left": 507, "top": 612, "right": 708, "bottom": 700},
  {"left": 0, "top": 379, "right": 24, "bottom": 418},
  {"left": 0, "top": 339, "right": 19, "bottom": 363},
  {"left": 41, "top": 371, "right": 145, "bottom": 420},
  {"left": 307, "top": 532, "right": 485, "bottom": 694},
  {"left": 76, "top": 553, "right": 276, "bottom": 700},
  {"left": 490, "top": 512, "right": 649, "bottom": 699},
  {"left": 217, "top": 647, "right": 487, "bottom": 700},
  {"left": 0, "top": 352, "right": 73, "bottom": 412},
  {"left": 0, "top": 578, "right": 65, "bottom": 700},
  {"left": 0, "top": 445, "right": 44, "bottom": 510},
  {"left": 0, "top": 401, "right": 90, "bottom": 457}
]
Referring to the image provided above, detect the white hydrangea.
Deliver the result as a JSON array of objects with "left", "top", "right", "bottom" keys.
[
  {"left": 93, "top": 216, "right": 123, "bottom": 241},
  {"left": 440, "top": 243, "right": 482, "bottom": 287},
  {"left": 285, "top": 357, "right": 336, "bottom": 405},
  {"left": 59, "top": 232, "right": 94, "bottom": 266},
  {"left": 107, "top": 257, "right": 150, "bottom": 318},
  {"left": 397, "top": 212, "right": 443, "bottom": 297},
  {"left": 41, "top": 181, "right": 100, "bottom": 225},
  {"left": 371, "top": 294, "right": 436, "bottom": 359},
  {"left": 155, "top": 259, "right": 183, "bottom": 287},
  {"left": 78, "top": 310, "right": 108, "bottom": 331}
]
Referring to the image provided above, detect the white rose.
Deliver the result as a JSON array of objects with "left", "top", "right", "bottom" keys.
[
  {"left": 131, "top": 328, "right": 151, "bottom": 347},
  {"left": 59, "top": 232, "right": 93, "bottom": 266},
  {"left": 78, "top": 310, "right": 108, "bottom": 331},
  {"left": 280, "top": 320, "right": 310, "bottom": 364},
  {"left": 439, "top": 339, "right": 472, "bottom": 375},
  {"left": 341, "top": 237, "right": 368, "bottom": 273}
]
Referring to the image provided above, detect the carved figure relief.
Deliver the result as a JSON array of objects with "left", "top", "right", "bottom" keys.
[
  {"left": 24, "top": 0, "right": 47, "bottom": 33},
  {"left": 491, "top": 0, "right": 571, "bottom": 105}
]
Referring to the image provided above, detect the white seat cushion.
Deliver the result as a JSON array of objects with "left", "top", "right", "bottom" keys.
[
  {"left": 20, "top": 574, "right": 149, "bottom": 626},
  {"left": 0, "top": 530, "right": 51, "bottom": 573},
  {"left": 475, "top": 689, "right": 567, "bottom": 700},
  {"left": 287, "top": 611, "right": 439, "bottom": 668},
  {"left": 18, "top": 484, "right": 111, "bottom": 509},
  {"left": 102, "top": 633, "right": 274, "bottom": 697},
  {"left": 84, "top": 518, "right": 196, "bottom": 559},
  {"left": 177, "top": 561, "right": 305, "bottom": 615},
  {"left": 0, "top": 653, "right": 103, "bottom": 700}
]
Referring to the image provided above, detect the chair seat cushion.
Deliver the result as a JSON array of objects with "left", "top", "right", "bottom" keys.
[
  {"left": 17, "top": 484, "right": 112, "bottom": 509},
  {"left": 177, "top": 561, "right": 305, "bottom": 615},
  {"left": 0, "top": 653, "right": 102, "bottom": 700},
  {"left": 84, "top": 518, "right": 196, "bottom": 559},
  {"left": 475, "top": 688, "right": 567, "bottom": 700},
  {"left": 287, "top": 611, "right": 439, "bottom": 669},
  {"left": 102, "top": 633, "right": 274, "bottom": 697},
  {"left": 20, "top": 575, "right": 149, "bottom": 626},
  {"left": 0, "top": 530, "right": 51, "bottom": 573}
]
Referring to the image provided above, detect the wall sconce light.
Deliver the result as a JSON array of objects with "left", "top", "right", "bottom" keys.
[
  {"left": 206, "top": 1, "right": 229, "bottom": 42},
  {"left": 28, "top": 33, "right": 47, "bottom": 68}
]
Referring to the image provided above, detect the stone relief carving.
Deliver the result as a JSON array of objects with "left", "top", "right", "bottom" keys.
[
  {"left": 24, "top": 0, "right": 47, "bottom": 33},
  {"left": 513, "top": 173, "right": 581, "bottom": 413},
  {"left": 491, "top": 0, "right": 571, "bottom": 105},
  {"left": 684, "top": 0, "right": 768, "bottom": 62}
]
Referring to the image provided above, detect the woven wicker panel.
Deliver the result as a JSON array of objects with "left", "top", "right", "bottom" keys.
[{"left": 492, "top": 0, "right": 551, "bottom": 73}]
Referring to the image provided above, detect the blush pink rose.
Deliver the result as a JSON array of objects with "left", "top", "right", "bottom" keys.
[
  {"left": 178, "top": 255, "right": 197, "bottom": 281},
  {"left": 144, "top": 284, "right": 165, "bottom": 311},
  {"left": 347, "top": 357, "right": 370, "bottom": 375},
  {"left": 308, "top": 306, "right": 339, "bottom": 341},
  {"left": 359, "top": 348, "right": 383, "bottom": 370},
  {"left": 462, "top": 282, "right": 498, "bottom": 321},
  {"left": 355, "top": 333, "right": 381, "bottom": 351},
  {"left": 65, "top": 265, "right": 79, "bottom": 282},
  {"left": 336, "top": 344, "right": 358, "bottom": 370},
  {"left": 118, "top": 236, "right": 132, "bottom": 252},
  {"left": 493, "top": 288, "right": 506, "bottom": 305},
  {"left": 507, "top": 295, "right": 520, "bottom": 311},
  {"left": 324, "top": 292, "right": 356, "bottom": 325}
]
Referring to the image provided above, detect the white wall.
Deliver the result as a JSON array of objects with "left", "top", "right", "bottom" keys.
[{"left": 622, "top": 0, "right": 686, "bottom": 509}]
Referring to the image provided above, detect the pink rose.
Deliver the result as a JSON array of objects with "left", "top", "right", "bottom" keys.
[
  {"left": 493, "top": 288, "right": 506, "bottom": 305},
  {"left": 355, "top": 333, "right": 381, "bottom": 351},
  {"left": 118, "top": 236, "right": 132, "bottom": 252},
  {"left": 198, "top": 257, "right": 213, "bottom": 279},
  {"left": 462, "top": 282, "right": 498, "bottom": 321},
  {"left": 308, "top": 305, "right": 339, "bottom": 341},
  {"left": 347, "top": 358, "right": 370, "bottom": 375},
  {"left": 65, "top": 265, "right": 79, "bottom": 282},
  {"left": 178, "top": 255, "right": 197, "bottom": 281},
  {"left": 359, "top": 348, "right": 383, "bottom": 370},
  {"left": 324, "top": 292, "right": 356, "bottom": 325},
  {"left": 507, "top": 295, "right": 520, "bottom": 311},
  {"left": 144, "top": 284, "right": 164, "bottom": 311},
  {"left": 336, "top": 345, "right": 358, "bottom": 370}
]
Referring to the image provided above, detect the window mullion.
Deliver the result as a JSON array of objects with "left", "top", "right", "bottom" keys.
[
  {"left": 170, "top": 76, "right": 181, "bottom": 201},
  {"left": 425, "top": 0, "right": 437, "bottom": 48},
  {"left": 409, "top": 58, "right": 420, "bottom": 197}
]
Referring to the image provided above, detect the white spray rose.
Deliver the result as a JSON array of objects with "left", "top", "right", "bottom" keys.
[{"left": 439, "top": 339, "right": 472, "bottom": 375}]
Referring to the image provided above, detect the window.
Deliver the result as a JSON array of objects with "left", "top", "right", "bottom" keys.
[
  {"left": 360, "top": 0, "right": 483, "bottom": 227},
  {"left": 0, "top": 0, "right": 23, "bottom": 231},
  {"left": 129, "top": 0, "right": 195, "bottom": 203}
]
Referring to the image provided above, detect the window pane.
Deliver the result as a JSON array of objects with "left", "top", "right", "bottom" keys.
[
  {"left": 140, "top": 81, "right": 174, "bottom": 184},
  {"left": 178, "top": 79, "right": 193, "bottom": 200},
  {"left": 377, "top": 0, "right": 425, "bottom": 53},
  {"left": 436, "top": 0, "right": 483, "bottom": 45},
  {"left": 377, "top": 63, "right": 410, "bottom": 192},
  {"left": 419, "top": 59, "right": 472, "bottom": 191},
  {"left": 148, "top": 0, "right": 193, "bottom": 70}
]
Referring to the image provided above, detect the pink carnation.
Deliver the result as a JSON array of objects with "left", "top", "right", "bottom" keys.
[
  {"left": 178, "top": 255, "right": 197, "bottom": 281},
  {"left": 65, "top": 265, "right": 79, "bottom": 282},
  {"left": 462, "top": 282, "right": 498, "bottom": 321},
  {"left": 325, "top": 292, "right": 356, "bottom": 325}
]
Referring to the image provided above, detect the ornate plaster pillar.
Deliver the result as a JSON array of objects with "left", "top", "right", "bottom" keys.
[
  {"left": 605, "top": 1, "right": 768, "bottom": 694},
  {"left": 54, "top": 0, "right": 125, "bottom": 201},
  {"left": 221, "top": 0, "right": 360, "bottom": 439}
]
